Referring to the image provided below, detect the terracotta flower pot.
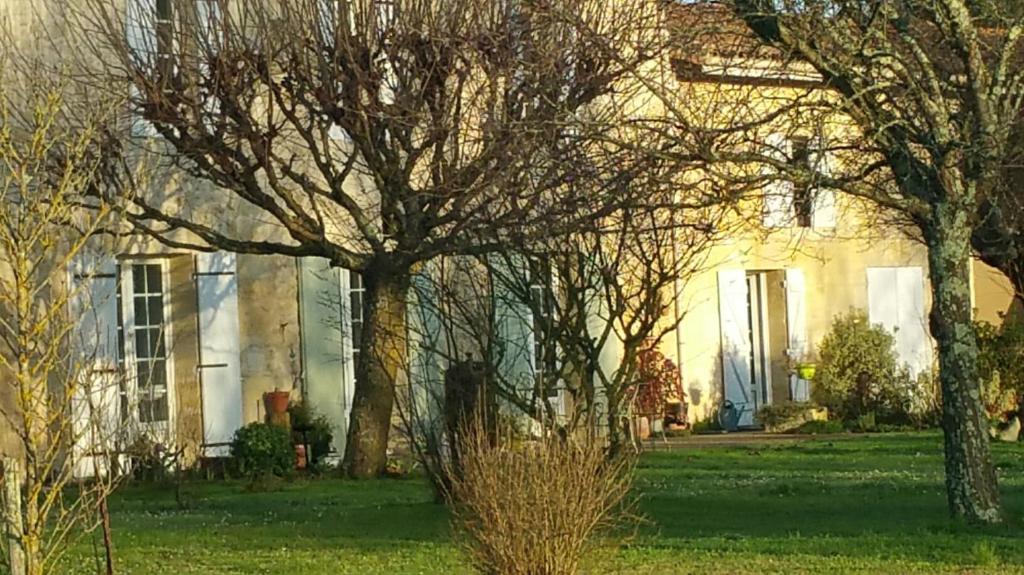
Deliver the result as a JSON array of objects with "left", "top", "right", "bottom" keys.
[{"left": 264, "top": 390, "right": 291, "bottom": 415}]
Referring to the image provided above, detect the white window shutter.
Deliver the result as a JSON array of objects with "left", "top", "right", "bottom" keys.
[
  {"left": 762, "top": 133, "right": 793, "bottom": 228},
  {"left": 868, "top": 267, "right": 933, "bottom": 379},
  {"left": 68, "top": 254, "right": 122, "bottom": 478},
  {"left": 717, "top": 269, "right": 754, "bottom": 426},
  {"left": 810, "top": 138, "right": 838, "bottom": 229},
  {"left": 126, "top": 0, "right": 156, "bottom": 64},
  {"left": 195, "top": 252, "right": 244, "bottom": 457},
  {"left": 895, "top": 267, "right": 931, "bottom": 377},
  {"left": 785, "top": 268, "right": 810, "bottom": 401},
  {"left": 197, "top": 0, "right": 222, "bottom": 51}
]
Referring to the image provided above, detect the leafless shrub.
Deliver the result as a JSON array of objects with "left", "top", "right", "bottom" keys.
[{"left": 445, "top": 418, "right": 635, "bottom": 575}]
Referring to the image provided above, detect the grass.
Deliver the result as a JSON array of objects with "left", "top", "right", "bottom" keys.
[{"left": 59, "top": 433, "right": 1024, "bottom": 574}]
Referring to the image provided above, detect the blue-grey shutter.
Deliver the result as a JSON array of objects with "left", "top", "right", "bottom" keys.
[{"left": 298, "top": 257, "right": 348, "bottom": 456}]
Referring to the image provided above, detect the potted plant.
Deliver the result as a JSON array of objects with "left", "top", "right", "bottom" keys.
[
  {"left": 791, "top": 351, "right": 819, "bottom": 380},
  {"left": 264, "top": 388, "right": 291, "bottom": 416},
  {"left": 629, "top": 343, "right": 687, "bottom": 439}
]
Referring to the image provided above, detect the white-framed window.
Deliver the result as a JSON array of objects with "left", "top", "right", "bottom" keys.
[
  {"left": 115, "top": 261, "right": 174, "bottom": 433},
  {"left": 762, "top": 133, "right": 837, "bottom": 230},
  {"left": 528, "top": 261, "right": 563, "bottom": 412},
  {"left": 346, "top": 270, "right": 365, "bottom": 383}
]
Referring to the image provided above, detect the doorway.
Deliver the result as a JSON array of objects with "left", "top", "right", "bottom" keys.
[{"left": 745, "top": 270, "right": 791, "bottom": 411}]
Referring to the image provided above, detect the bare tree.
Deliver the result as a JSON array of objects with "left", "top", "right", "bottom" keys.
[
  {"left": 0, "top": 68, "right": 124, "bottom": 574},
  {"left": 68, "top": 0, "right": 666, "bottom": 477},
  {"left": 397, "top": 142, "right": 728, "bottom": 464},
  {"left": 971, "top": 118, "right": 1024, "bottom": 301},
  {"left": 693, "top": 0, "right": 1024, "bottom": 524}
]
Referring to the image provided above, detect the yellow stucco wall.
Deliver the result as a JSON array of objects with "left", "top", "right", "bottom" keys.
[
  {"left": 973, "top": 260, "right": 1019, "bottom": 326},
  {"left": 675, "top": 230, "right": 930, "bottom": 421},
  {"left": 237, "top": 254, "right": 302, "bottom": 424}
]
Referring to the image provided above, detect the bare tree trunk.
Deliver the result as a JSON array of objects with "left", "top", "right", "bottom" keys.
[
  {"left": 605, "top": 391, "right": 628, "bottom": 457},
  {"left": 344, "top": 263, "right": 411, "bottom": 478},
  {"left": 926, "top": 199, "right": 1002, "bottom": 524},
  {"left": 100, "top": 495, "right": 114, "bottom": 575}
]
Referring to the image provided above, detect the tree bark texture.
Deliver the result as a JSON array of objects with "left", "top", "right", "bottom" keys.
[
  {"left": 926, "top": 199, "right": 1002, "bottom": 524},
  {"left": 343, "top": 264, "right": 411, "bottom": 478}
]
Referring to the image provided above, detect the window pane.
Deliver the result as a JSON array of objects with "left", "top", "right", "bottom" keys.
[
  {"left": 146, "top": 265, "right": 163, "bottom": 293},
  {"left": 132, "top": 264, "right": 147, "bottom": 293},
  {"left": 133, "top": 296, "right": 149, "bottom": 325},
  {"left": 147, "top": 296, "right": 164, "bottom": 325},
  {"left": 350, "top": 291, "right": 363, "bottom": 323},
  {"left": 150, "top": 359, "right": 167, "bottom": 390},
  {"left": 134, "top": 329, "right": 150, "bottom": 359},
  {"left": 153, "top": 331, "right": 167, "bottom": 358},
  {"left": 351, "top": 320, "right": 362, "bottom": 351},
  {"left": 139, "top": 394, "right": 168, "bottom": 423}
]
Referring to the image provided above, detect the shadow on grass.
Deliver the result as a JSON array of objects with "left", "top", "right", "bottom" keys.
[
  {"left": 632, "top": 432, "right": 1024, "bottom": 567},
  {"left": 96, "top": 432, "right": 1024, "bottom": 571}
]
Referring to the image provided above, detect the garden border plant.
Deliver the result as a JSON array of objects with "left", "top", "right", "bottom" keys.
[{"left": 229, "top": 422, "right": 296, "bottom": 484}]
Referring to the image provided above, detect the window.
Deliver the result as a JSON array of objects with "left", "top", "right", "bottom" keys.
[
  {"left": 347, "top": 270, "right": 365, "bottom": 381},
  {"left": 115, "top": 262, "right": 172, "bottom": 428},
  {"left": 528, "top": 262, "right": 558, "bottom": 401},
  {"left": 156, "top": 0, "right": 174, "bottom": 78},
  {"left": 790, "top": 137, "right": 813, "bottom": 228}
]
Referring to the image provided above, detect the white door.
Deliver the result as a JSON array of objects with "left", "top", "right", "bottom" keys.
[
  {"left": 718, "top": 270, "right": 754, "bottom": 427},
  {"left": 195, "top": 252, "right": 244, "bottom": 457},
  {"left": 867, "top": 267, "right": 932, "bottom": 377}
]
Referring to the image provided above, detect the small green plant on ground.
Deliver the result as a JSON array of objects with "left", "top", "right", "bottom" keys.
[
  {"left": 793, "top": 419, "right": 845, "bottom": 435},
  {"left": 756, "top": 401, "right": 825, "bottom": 433},
  {"left": 691, "top": 414, "right": 723, "bottom": 434},
  {"left": 230, "top": 422, "right": 295, "bottom": 482}
]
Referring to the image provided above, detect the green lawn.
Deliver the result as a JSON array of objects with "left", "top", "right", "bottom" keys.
[{"left": 61, "top": 433, "right": 1024, "bottom": 574}]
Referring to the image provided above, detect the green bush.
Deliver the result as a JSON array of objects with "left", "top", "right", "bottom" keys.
[
  {"left": 288, "top": 401, "right": 334, "bottom": 465},
  {"left": 755, "top": 401, "right": 823, "bottom": 433},
  {"left": 813, "top": 310, "right": 925, "bottom": 425},
  {"left": 230, "top": 422, "right": 295, "bottom": 480},
  {"left": 793, "top": 419, "right": 845, "bottom": 435},
  {"left": 976, "top": 319, "right": 1024, "bottom": 417}
]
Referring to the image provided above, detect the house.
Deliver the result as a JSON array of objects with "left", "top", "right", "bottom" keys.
[{"left": 0, "top": 0, "right": 1017, "bottom": 473}]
